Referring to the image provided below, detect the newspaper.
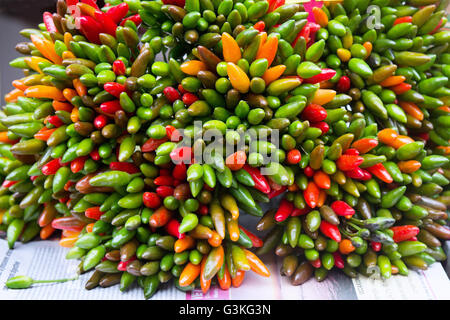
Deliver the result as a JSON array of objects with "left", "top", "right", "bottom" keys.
[{"left": 0, "top": 239, "right": 448, "bottom": 300}]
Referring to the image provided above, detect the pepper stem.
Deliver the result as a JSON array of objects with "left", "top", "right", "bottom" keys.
[{"left": 33, "top": 276, "right": 79, "bottom": 284}]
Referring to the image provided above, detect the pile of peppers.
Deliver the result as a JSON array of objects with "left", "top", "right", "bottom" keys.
[{"left": 1, "top": 0, "right": 450, "bottom": 297}]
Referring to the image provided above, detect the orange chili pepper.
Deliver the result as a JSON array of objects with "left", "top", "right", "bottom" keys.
[
  {"left": 379, "top": 75, "right": 406, "bottom": 87},
  {"left": 227, "top": 63, "right": 250, "bottom": 93},
  {"left": 391, "top": 265, "right": 399, "bottom": 275},
  {"left": 222, "top": 32, "right": 241, "bottom": 63},
  {"left": 62, "top": 50, "right": 76, "bottom": 59},
  {"left": 73, "top": 78, "right": 87, "bottom": 97},
  {"left": 12, "top": 79, "right": 28, "bottom": 91},
  {"left": 287, "top": 184, "right": 299, "bottom": 192},
  {"left": 63, "top": 88, "right": 77, "bottom": 101},
  {"left": 304, "top": 181, "right": 320, "bottom": 208},
  {"left": 225, "top": 150, "right": 247, "bottom": 171},
  {"left": 4, "top": 88, "right": 24, "bottom": 103},
  {"left": 313, "top": 7, "right": 328, "bottom": 27},
  {"left": 217, "top": 264, "right": 231, "bottom": 290},
  {"left": 351, "top": 138, "right": 379, "bottom": 154},
  {"left": 363, "top": 42, "right": 372, "bottom": 58},
  {"left": 319, "top": 81, "right": 335, "bottom": 89},
  {"left": 317, "top": 190, "right": 327, "bottom": 207},
  {"left": 262, "top": 65, "right": 286, "bottom": 85},
  {"left": 174, "top": 235, "right": 195, "bottom": 253},
  {"left": 226, "top": 214, "right": 240, "bottom": 242},
  {"left": 34, "top": 127, "right": 56, "bottom": 141},
  {"left": 85, "top": 223, "right": 95, "bottom": 233},
  {"left": 30, "top": 35, "right": 62, "bottom": 65},
  {"left": 339, "top": 239, "right": 355, "bottom": 254},
  {"left": 25, "top": 85, "right": 65, "bottom": 101},
  {"left": 70, "top": 107, "right": 79, "bottom": 123},
  {"left": 437, "top": 146, "right": 450, "bottom": 155},
  {"left": 256, "top": 34, "right": 278, "bottom": 66},
  {"left": 399, "top": 101, "right": 424, "bottom": 121},
  {"left": 391, "top": 135, "right": 414, "bottom": 149},
  {"left": 313, "top": 171, "right": 331, "bottom": 189},
  {"left": 398, "top": 160, "right": 421, "bottom": 173},
  {"left": 0, "top": 132, "right": 18, "bottom": 144},
  {"left": 38, "top": 204, "right": 57, "bottom": 227},
  {"left": 52, "top": 100, "right": 73, "bottom": 112},
  {"left": 179, "top": 262, "right": 201, "bottom": 287},
  {"left": 377, "top": 128, "right": 399, "bottom": 145},
  {"left": 231, "top": 270, "right": 245, "bottom": 287},
  {"left": 243, "top": 249, "right": 270, "bottom": 277},
  {"left": 149, "top": 206, "right": 173, "bottom": 228},
  {"left": 59, "top": 235, "right": 78, "bottom": 248},
  {"left": 311, "top": 89, "right": 336, "bottom": 105},
  {"left": 40, "top": 224, "right": 55, "bottom": 240},
  {"left": 180, "top": 60, "right": 208, "bottom": 75},
  {"left": 200, "top": 256, "right": 211, "bottom": 294},
  {"left": 64, "top": 32, "right": 73, "bottom": 49},
  {"left": 207, "top": 231, "right": 222, "bottom": 247}
]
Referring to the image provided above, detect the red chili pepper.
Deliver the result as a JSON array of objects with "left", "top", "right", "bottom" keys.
[
  {"left": 142, "top": 137, "right": 169, "bottom": 153},
  {"left": 93, "top": 10, "right": 117, "bottom": 36},
  {"left": 103, "top": 82, "right": 126, "bottom": 98},
  {"left": 117, "top": 256, "right": 136, "bottom": 271},
  {"left": 173, "top": 163, "right": 187, "bottom": 180},
  {"left": 337, "top": 75, "right": 351, "bottom": 92},
  {"left": 291, "top": 207, "right": 310, "bottom": 216},
  {"left": 332, "top": 252, "right": 345, "bottom": 269},
  {"left": 307, "top": 22, "right": 321, "bottom": 33},
  {"left": 301, "top": 104, "right": 327, "bottom": 122},
  {"left": 366, "top": 163, "right": 393, "bottom": 184},
  {"left": 154, "top": 176, "right": 174, "bottom": 186},
  {"left": 64, "top": 180, "right": 75, "bottom": 191},
  {"left": 430, "top": 18, "right": 444, "bottom": 34},
  {"left": 253, "top": 21, "right": 265, "bottom": 31},
  {"left": 100, "top": 100, "right": 122, "bottom": 114},
  {"left": 310, "top": 121, "right": 329, "bottom": 134},
  {"left": 165, "top": 219, "right": 185, "bottom": 239},
  {"left": 371, "top": 241, "right": 382, "bottom": 252},
  {"left": 304, "top": 166, "right": 314, "bottom": 177},
  {"left": 77, "top": 16, "right": 102, "bottom": 44},
  {"left": 198, "top": 204, "right": 209, "bottom": 215},
  {"left": 293, "top": 24, "right": 310, "bottom": 46},
  {"left": 391, "top": 82, "right": 411, "bottom": 95},
  {"left": 106, "top": 2, "right": 129, "bottom": 24},
  {"left": 345, "top": 167, "right": 372, "bottom": 181},
  {"left": 303, "top": 69, "right": 336, "bottom": 84},
  {"left": 43, "top": 12, "right": 57, "bottom": 33},
  {"left": 268, "top": 186, "right": 286, "bottom": 199},
  {"left": 52, "top": 216, "right": 85, "bottom": 232},
  {"left": 112, "top": 60, "right": 126, "bottom": 76},
  {"left": 410, "top": 236, "right": 418, "bottom": 241},
  {"left": 275, "top": 199, "right": 294, "bottom": 222},
  {"left": 320, "top": 221, "right": 341, "bottom": 242},
  {"left": 178, "top": 84, "right": 187, "bottom": 94},
  {"left": 390, "top": 225, "right": 420, "bottom": 243},
  {"left": 85, "top": 206, "right": 103, "bottom": 220},
  {"left": 330, "top": 200, "right": 355, "bottom": 217},
  {"left": 304, "top": 181, "right": 319, "bottom": 208},
  {"left": 90, "top": 149, "right": 100, "bottom": 161},
  {"left": 242, "top": 165, "right": 271, "bottom": 194},
  {"left": 182, "top": 93, "right": 198, "bottom": 106},
  {"left": 163, "top": 87, "right": 181, "bottom": 102},
  {"left": 336, "top": 154, "right": 364, "bottom": 171},
  {"left": 170, "top": 146, "right": 192, "bottom": 163},
  {"left": 239, "top": 226, "right": 263, "bottom": 248},
  {"left": 94, "top": 114, "right": 108, "bottom": 129},
  {"left": 156, "top": 186, "right": 174, "bottom": 198},
  {"left": 162, "top": 0, "right": 186, "bottom": 7},
  {"left": 47, "top": 115, "right": 64, "bottom": 127},
  {"left": 269, "top": 0, "right": 284, "bottom": 12},
  {"left": 310, "top": 258, "right": 321, "bottom": 268},
  {"left": 81, "top": 0, "right": 99, "bottom": 9},
  {"left": 393, "top": 16, "right": 412, "bottom": 25},
  {"left": 66, "top": 0, "right": 79, "bottom": 6},
  {"left": 344, "top": 148, "right": 359, "bottom": 156},
  {"left": 42, "top": 158, "right": 63, "bottom": 175},
  {"left": 59, "top": 197, "right": 69, "bottom": 204},
  {"left": 2, "top": 180, "right": 17, "bottom": 188},
  {"left": 109, "top": 162, "right": 139, "bottom": 174},
  {"left": 143, "top": 192, "right": 161, "bottom": 209},
  {"left": 71, "top": 156, "right": 87, "bottom": 173},
  {"left": 119, "top": 14, "right": 142, "bottom": 26},
  {"left": 286, "top": 149, "right": 302, "bottom": 165}
]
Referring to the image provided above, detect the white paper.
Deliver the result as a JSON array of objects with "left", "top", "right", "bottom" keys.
[{"left": 0, "top": 239, "right": 448, "bottom": 300}]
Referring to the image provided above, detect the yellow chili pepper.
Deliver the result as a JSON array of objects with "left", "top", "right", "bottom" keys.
[
  {"left": 337, "top": 48, "right": 351, "bottom": 62},
  {"left": 227, "top": 62, "right": 250, "bottom": 93},
  {"left": 24, "top": 56, "right": 51, "bottom": 74},
  {"left": 311, "top": 89, "right": 336, "bottom": 105},
  {"left": 220, "top": 193, "right": 239, "bottom": 220},
  {"left": 180, "top": 60, "right": 208, "bottom": 75}
]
